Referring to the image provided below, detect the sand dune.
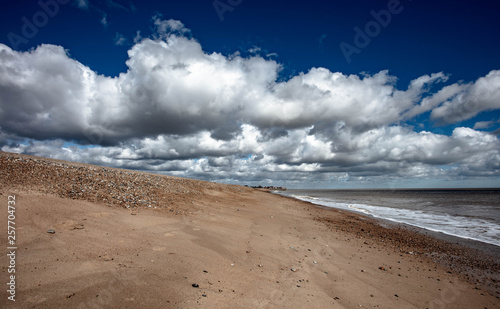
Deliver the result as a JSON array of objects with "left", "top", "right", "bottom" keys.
[{"left": 1, "top": 151, "right": 499, "bottom": 308}]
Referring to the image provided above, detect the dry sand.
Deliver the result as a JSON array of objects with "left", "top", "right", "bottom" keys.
[{"left": 0, "top": 151, "right": 499, "bottom": 308}]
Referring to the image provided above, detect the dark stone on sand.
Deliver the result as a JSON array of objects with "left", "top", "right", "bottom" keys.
[
  {"left": 192, "top": 283, "right": 199, "bottom": 288},
  {"left": 47, "top": 229, "right": 55, "bottom": 234}
]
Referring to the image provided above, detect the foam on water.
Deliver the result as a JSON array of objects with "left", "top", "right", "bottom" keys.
[{"left": 286, "top": 193, "right": 500, "bottom": 247}]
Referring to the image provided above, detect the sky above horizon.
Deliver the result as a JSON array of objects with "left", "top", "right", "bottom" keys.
[{"left": 1, "top": 0, "right": 500, "bottom": 189}]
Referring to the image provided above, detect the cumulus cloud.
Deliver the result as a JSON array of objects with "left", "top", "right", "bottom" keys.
[
  {"left": 473, "top": 120, "right": 496, "bottom": 130},
  {"left": 0, "top": 44, "right": 95, "bottom": 141},
  {"left": 3, "top": 124, "right": 498, "bottom": 186},
  {"left": 430, "top": 70, "right": 500, "bottom": 124},
  {"left": 152, "top": 15, "right": 191, "bottom": 38},
  {"left": 1, "top": 18, "right": 499, "bottom": 186}
]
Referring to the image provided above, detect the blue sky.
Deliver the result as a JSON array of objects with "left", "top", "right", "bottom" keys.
[
  {"left": 3, "top": 1, "right": 499, "bottom": 84},
  {"left": 1, "top": 0, "right": 499, "bottom": 188}
]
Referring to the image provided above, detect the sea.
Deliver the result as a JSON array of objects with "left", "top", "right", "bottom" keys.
[{"left": 274, "top": 189, "right": 500, "bottom": 248}]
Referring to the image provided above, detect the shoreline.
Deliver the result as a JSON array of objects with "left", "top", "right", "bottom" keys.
[
  {"left": 288, "top": 191, "right": 500, "bottom": 256},
  {"left": 271, "top": 189, "right": 500, "bottom": 254},
  {"left": 373, "top": 217, "right": 500, "bottom": 258},
  {"left": 1, "top": 151, "right": 499, "bottom": 308},
  {"left": 270, "top": 190, "right": 500, "bottom": 294}
]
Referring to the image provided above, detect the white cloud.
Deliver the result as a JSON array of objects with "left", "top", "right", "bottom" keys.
[
  {"left": 248, "top": 46, "right": 261, "bottom": 54},
  {"left": 473, "top": 120, "right": 496, "bottom": 130},
  {"left": 100, "top": 13, "right": 108, "bottom": 26},
  {"left": 152, "top": 16, "right": 190, "bottom": 39},
  {"left": 133, "top": 30, "right": 142, "bottom": 43},
  {"left": 5, "top": 31, "right": 496, "bottom": 144},
  {"left": 1, "top": 18, "right": 499, "bottom": 186},
  {"left": 0, "top": 44, "right": 95, "bottom": 140},
  {"left": 3, "top": 123, "right": 498, "bottom": 186},
  {"left": 105, "top": 0, "right": 129, "bottom": 11},
  {"left": 114, "top": 32, "right": 127, "bottom": 46},
  {"left": 77, "top": 0, "right": 89, "bottom": 9},
  {"left": 77, "top": 0, "right": 135, "bottom": 27},
  {"left": 430, "top": 70, "right": 500, "bottom": 124}
]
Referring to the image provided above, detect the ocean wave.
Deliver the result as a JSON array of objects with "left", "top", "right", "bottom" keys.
[{"left": 285, "top": 193, "right": 500, "bottom": 247}]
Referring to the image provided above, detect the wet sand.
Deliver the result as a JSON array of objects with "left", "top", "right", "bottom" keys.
[{"left": 1, "top": 151, "right": 499, "bottom": 308}]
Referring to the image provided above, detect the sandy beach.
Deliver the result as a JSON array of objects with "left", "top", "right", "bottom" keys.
[{"left": 1, "top": 151, "right": 499, "bottom": 308}]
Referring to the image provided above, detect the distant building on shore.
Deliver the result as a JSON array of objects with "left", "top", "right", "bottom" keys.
[{"left": 246, "top": 185, "right": 287, "bottom": 191}]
